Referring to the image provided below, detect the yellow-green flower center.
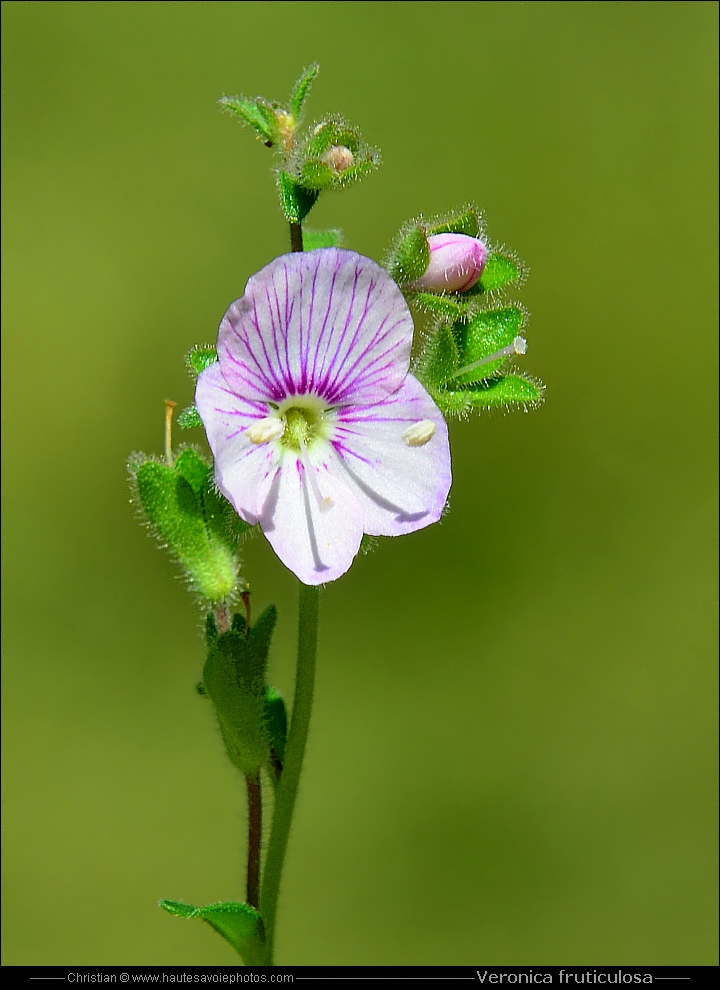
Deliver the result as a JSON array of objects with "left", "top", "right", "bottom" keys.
[{"left": 278, "top": 397, "right": 331, "bottom": 452}]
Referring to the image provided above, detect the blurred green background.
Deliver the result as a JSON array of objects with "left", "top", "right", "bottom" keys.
[{"left": 2, "top": 0, "right": 717, "bottom": 967}]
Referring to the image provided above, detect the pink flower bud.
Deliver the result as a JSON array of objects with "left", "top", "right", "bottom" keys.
[
  {"left": 407, "top": 232, "right": 488, "bottom": 293},
  {"left": 320, "top": 145, "right": 354, "bottom": 173}
]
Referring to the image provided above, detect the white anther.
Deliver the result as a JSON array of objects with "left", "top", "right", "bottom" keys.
[
  {"left": 245, "top": 417, "right": 285, "bottom": 445},
  {"left": 403, "top": 419, "right": 437, "bottom": 447}
]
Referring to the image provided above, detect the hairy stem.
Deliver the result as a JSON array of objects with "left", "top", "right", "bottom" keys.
[
  {"left": 245, "top": 773, "right": 262, "bottom": 909},
  {"left": 259, "top": 582, "right": 320, "bottom": 964}
]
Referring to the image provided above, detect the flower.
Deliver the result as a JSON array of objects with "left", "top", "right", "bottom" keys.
[
  {"left": 196, "top": 248, "right": 452, "bottom": 585},
  {"left": 406, "top": 232, "right": 488, "bottom": 293}
]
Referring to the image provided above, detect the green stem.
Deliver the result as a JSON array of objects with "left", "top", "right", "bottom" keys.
[
  {"left": 245, "top": 772, "right": 262, "bottom": 909},
  {"left": 289, "top": 221, "right": 304, "bottom": 253},
  {"left": 259, "top": 581, "right": 320, "bottom": 964}
]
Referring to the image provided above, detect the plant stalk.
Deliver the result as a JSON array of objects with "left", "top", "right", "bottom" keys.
[
  {"left": 245, "top": 773, "right": 262, "bottom": 909},
  {"left": 259, "top": 581, "right": 320, "bottom": 964}
]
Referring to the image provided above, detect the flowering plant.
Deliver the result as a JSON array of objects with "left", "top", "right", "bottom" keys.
[{"left": 128, "top": 64, "right": 543, "bottom": 965}]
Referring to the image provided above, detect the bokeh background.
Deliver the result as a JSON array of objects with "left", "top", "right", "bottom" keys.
[{"left": 2, "top": 0, "right": 717, "bottom": 967}]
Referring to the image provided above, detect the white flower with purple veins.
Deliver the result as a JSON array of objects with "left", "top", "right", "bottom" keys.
[{"left": 196, "top": 248, "right": 452, "bottom": 585}]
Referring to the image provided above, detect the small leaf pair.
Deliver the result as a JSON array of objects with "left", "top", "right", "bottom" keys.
[
  {"left": 218, "top": 63, "right": 319, "bottom": 150},
  {"left": 203, "top": 610, "right": 288, "bottom": 778}
]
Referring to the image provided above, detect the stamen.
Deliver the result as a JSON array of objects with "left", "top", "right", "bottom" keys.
[
  {"left": 164, "top": 399, "right": 177, "bottom": 467},
  {"left": 403, "top": 419, "right": 437, "bottom": 447},
  {"left": 245, "top": 416, "right": 285, "bottom": 445},
  {"left": 299, "top": 441, "right": 333, "bottom": 512},
  {"left": 451, "top": 336, "right": 527, "bottom": 380}
]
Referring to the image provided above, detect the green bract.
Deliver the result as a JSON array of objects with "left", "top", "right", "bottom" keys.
[
  {"left": 202, "top": 610, "right": 286, "bottom": 778},
  {"left": 160, "top": 899, "right": 265, "bottom": 967}
]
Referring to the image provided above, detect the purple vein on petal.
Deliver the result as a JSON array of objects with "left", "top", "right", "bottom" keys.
[
  {"left": 326, "top": 317, "right": 406, "bottom": 400},
  {"left": 243, "top": 298, "right": 286, "bottom": 397},
  {"left": 315, "top": 261, "right": 361, "bottom": 396},
  {"left": 322, "top": 270, "right": 375, "bottom": 397},
  {"left": 322, "top": 279, "right": 377, "bottom": 398},
  {"left": 265, "top": 282, "right": 292, "bottom": 396},
  {"left": 221, "top": 342, "right": 278, "bottom": 398},
  {"left": 300, "top": 259, "right": 319, "bottom": 394},
  {"left": 330, "top": 439, "right": 373, "bottom": 466},
  {"left": 225, "top": 307, "right": 279, "bottom": 395},
  {"left": 279, "top": 261, "right": 297, "bottom": 393},
  {"left": 308, "top": 256, "right": 342, "bottom": 393}
]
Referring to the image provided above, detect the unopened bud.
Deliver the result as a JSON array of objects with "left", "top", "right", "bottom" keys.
[
  {"left": 320, "top": 145, "right": 354, "bottom": 173},
  {"left": 406, "top": 233, "right": 488, "bottom": 294}
]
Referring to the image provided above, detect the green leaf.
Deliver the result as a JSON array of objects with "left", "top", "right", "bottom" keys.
[
  {"left": 427, "top": 207, "right": 480, "bottom": 238},
  {"left": 263, "top": 686, "right": 288, "bottom": 765},
  {"left": 202, "top": 606, "right": 278, "bottom": 775},
  {"left": 388, "top": 225, "right": 430, "bottom": 283},
  {"left": 289, "top": 63, "right": 319, "bottom": 120},
  {"left": 277, "top": 170, "right": 319, "bottom": 223},
  {"left": 453, "top": 306, "right": 526, "bottom": 384},
  {"left": 186, "top": 345, "right": 218, "bottom": 378},
  {"left": 303, "top": 228, "right": 343, "bottom": 250},
  {"left": 130, "top": 455, "right": 239, "bottom": 603},
  {"left": 177, "top": 405, "right": 203, "bottom": 429},
  {"left": 468, "top": 252, "right": 522, "bottom": 294},
  {"left": 160, "top": 900, "right": 265, "bottom": 965},
  {"left": 413, "top": 324, "right": 460, "bottom": 391},
  {"left": 218, "top": 96, "right": 279, "bottom": 146}
]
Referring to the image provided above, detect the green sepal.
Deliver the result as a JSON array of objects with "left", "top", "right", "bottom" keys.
[
  {"left": 294, "top": 117, "right": 378, "bottom": 191},
  {"left": 447, "top": 373, "right": 545, "bottom": 411},
  {"left": 426, "top": 207, "right": 480, "bottom": 239},
  {"left": 411, "top": 291, "right": 470, "bottom": 318},
  {"left": 289, "top": 63, "right": 319, "bottom": 121},
  {"left": 159, "top": 899, "right": 265, "bottom": 965},
  {"left": 303, "top": 228, "right": 343, "bottom": 250},
  {"left": 468, "top": 252, "right": 523, "bottom": 294},
  {"left": 186, "top": 345, "right": 218, "bottom": 379},
  {"left": 298, "top": 159, "right": 336, "bottom": 191},
  {"left": 173, "top": 448, "right": 208, "bottom": 494},
  {"left": 452, "top": 306, "right": 526, "bottom": 384},
  {"left": 413, "top": 324, "right": 460, "bottom": 391},
  {"left": 129, "top": 449, "right": 245, "bottom": 603},
  {"left": 218, "top": 95, "right": 280, "bottom": 147},
  {"left": 277, "top": 170, "right": 319, "bottom": 223},
  {"left": 263, "top": 686, "right": 288, "bottom": 765},
  {"left": 202, "top": 606, "right": 278, "bottom": 775},
  {"left": 302, "top": 118, "right": 360, "bottom": 158},
  {"left": 388, "top": 225, "right": 430, "bottom": 283},
  {"left": 177, "top": 405, "right": 203, "bottom": 429}
]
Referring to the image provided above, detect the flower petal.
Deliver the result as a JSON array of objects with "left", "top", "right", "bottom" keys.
[
  {"left": 195, "top": 362, "right": 278, "bottom": 524},
  {"left": 216, "top": 249, "right": 414, "bottom": 406},
  {"left": 326, "top": 374, "right": 452, "bottom": 536},
  {"left": 256, "top": 449, "right": 364, "bottom": 585}
]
